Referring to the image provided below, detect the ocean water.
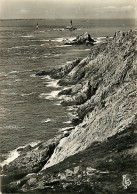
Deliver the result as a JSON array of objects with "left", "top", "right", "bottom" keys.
[{"left": 0, "top": 19, "right": 136, "bottom": 164}]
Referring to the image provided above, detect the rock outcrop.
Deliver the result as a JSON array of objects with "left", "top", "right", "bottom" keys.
[
  {"left": 2, "top": 132, "right": 73, "bottom": 179},
  {"left": 42, "top": 30, "right": 137, "bottom": 169},
  {"left": 3, "top": 127, "right": 137, "bottom": 193},
  {"left": 63, "top": 32, "right": 95, "bottom": 45},
  {"left": 2, "top": 30, "right": 137, "bottom": 193}
]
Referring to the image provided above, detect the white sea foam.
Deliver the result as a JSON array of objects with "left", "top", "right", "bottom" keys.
[
  {"left": 85, "top": 49, "right": 91, "bottom": 51},
  {"left": 63, "top": 121, "right": 72, "bottom": 124},
  {"left": 40, "top": 75, "right": 50, "bottom": 80},
  {"left": 9, "top": 44, "right": 45, "bottom": 50},
  {"left": 95, "top": 36, "right": 109, "bottom": 44},
  {"left": 72, "top": 49, "right": 90, "bottom": 52},
  {"left": 39, "top": 31, "right": 45, "bottom": 33},
  {"left": 0, "top": 141, "right": 40, "bottom": 167},
  {"left": 8, "top": 45, "right": 29, "bottom": 50},
  {"left": 21, "top": 35, "right": 34, "bottom": 38},
  {"left": 31, "top": 56, "right": 39, "bottom": 59},
  {"left": 41, "top": 75, "right": 61, "bottom": 88},
  {"left": 52, "top": 37, "right": 63, "bottom": 42},
  {"left": 54, "top": 102, "right": 61, "bottom": 106},
  {"left": 1, "top": 92, "right": 16, "bottom": 96},
  {"left": 56, "top": 45, "right": 72, "bottom": 48},
  {"left": 97, "top": 36, "right": 106, "bottom": 39},
  {"left": 14, "top": 79, "right": 22, "bottom": 82},
  {"left": 67, "top": 106, "right": 75, "bottom": 111},
  {"left": 68, "top": 37, "right": 76, "bottom": 41},
  {"left": 54, "top": 54, "right": 60, "bottom": 57},
  {"left": 59, "top": 127, "right": 73, "bottom": 132},
  {"left": 26, "top": 173, "right": 37, "bottom": 177},
  {"left": 53, "top": 28, "right": 58, "bottom": 31},
  {"left": 1, "top": 150, "right": 20, "bottom": 167},
  {"left": 30, "top": 74, "right": 36, "bottom": 78},
  {"left": 30, "top": 44, "right": 41, "bottom": 47},
  {"left": 41, "top": 118, "right": 51, "bottom": 123},
  {"left": 0, "top": 72, "right": 7, "bottom": 77},
  {"left": 29, "top": 142, "right": 40, "bottom": 147},
  {"left": 66, "top": 61, "right": 73, "bottom": 64},
  {"left": 30, "top": 39, "right": 49, "bottom": 42},
  {"left": 95, "top": 40, "right": 101, "bottom": 44},
  {"left": 21, "top": 92, "right": 36, "bottom": 97},
  {"left": 68, "top": 112, "right": 78, "bottom": 117},
  {"left": 46, "top": 80, "right": 60, "bottom": 88},
  {"left": 39, "top": 90, "right": 60, "bottom": 100},
  {"left": 52, "top": 37, "right": 75, "bottom": 43},
  {"left": 9, "top": 71, "right": 19, "bottom": 74},
  {"left": 59, "top": 28, "right": 65, "bottom": 31},
  {"left": 41, "top": 75, "right": 51, "bottom": 80},
  {"left": 63, "top": 86, "right": 72, "bottom": 90},
  {"left": 53, "top": 28, "right": 65, "bottom": 31}
]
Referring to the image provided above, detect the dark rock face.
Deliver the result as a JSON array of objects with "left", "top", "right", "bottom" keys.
[
  {"left": 45, "top": 30, "right": 137, "bottom": 168},
  {"left": 3, "top": 126, "right": 137, "bottom": 193},
  {"left": 2, "top": 30, "right": 137, "bottom": 193},
  {"left": 2, "top": 134, "right": 66, "bottom": 178},
  {"left": 36, "top": 58, "right": 81, "bottom": 79},
  {"left": 63, "top": 32, "right": 95, "bottom": 45}
]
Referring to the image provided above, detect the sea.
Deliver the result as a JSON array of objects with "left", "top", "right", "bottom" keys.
[{"left": 0, "top": 19, "right": 136, "bottom": 166}]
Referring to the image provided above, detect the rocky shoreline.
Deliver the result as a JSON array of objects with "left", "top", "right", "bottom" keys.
[{"left": 1, "top": 30, "right": 137, "bottom": 193}]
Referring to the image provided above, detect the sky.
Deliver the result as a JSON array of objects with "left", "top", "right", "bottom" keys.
[{"left": 0, "top": 0, "right": 136, "bottom": 19}]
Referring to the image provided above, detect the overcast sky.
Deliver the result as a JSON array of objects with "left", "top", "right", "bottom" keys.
[{"left": 0, "top": 0, "right": 136, "bottom": 19}]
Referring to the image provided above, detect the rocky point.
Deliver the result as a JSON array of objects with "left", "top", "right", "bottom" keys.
[{"left": 1, "top": 30, "right": 137, "bottom": 193}]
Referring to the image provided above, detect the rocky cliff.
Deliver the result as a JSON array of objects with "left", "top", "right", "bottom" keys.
[{"left": 2, "top": 30, "right": 137, "bottom": 193}]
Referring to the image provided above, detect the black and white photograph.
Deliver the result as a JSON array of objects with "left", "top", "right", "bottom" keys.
[{"left": 0, "top": 0, "right": 137, "bottom": 193}]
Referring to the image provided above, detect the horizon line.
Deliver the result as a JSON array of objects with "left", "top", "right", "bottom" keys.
[{"left": 0, "top": 17, "right": 136, "bottom": 20}]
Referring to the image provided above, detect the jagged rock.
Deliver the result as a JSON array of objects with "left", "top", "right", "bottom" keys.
[
  {"left": 65, "top": 169, "right": 74, "bottom": 177},
  {"left": 63, "top": 32, "right": 95, "bottom": 45},
  {"left": 36, "top": 58, "right": 81, "bottom": 79},
  {"left": 61, "top": 81, "right": 91, "bottom": 106},
  {"left": 36, "top": 70, "right": 49, "bottom": 76},
  {"left": 17, "top": 145, "right": 32, "bottom": 152},
  {"left": 71, "top": 117, "right": 82, "bottom": 125},
  {"left": 2, "top": 134, "right": 65, "bottom": 178},
  {"left": 58, "top": 88, "right": 72, "bottom": 96}
]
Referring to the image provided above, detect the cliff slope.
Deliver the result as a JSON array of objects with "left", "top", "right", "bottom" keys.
[
  {"left": 2, "top": 30, "right": 137, "bottom": 193},
  {"left": 44, "top": 30, "right": 137, "bottom": 168}
]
